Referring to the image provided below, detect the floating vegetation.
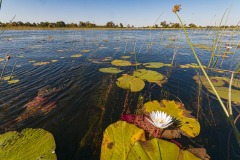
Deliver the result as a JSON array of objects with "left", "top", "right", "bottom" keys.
[
  {"left": 51, "top": 60, "right": 58, "bottom": 63},
  {"left": 18, "top": 55, "right": 24, "bottom": 58},
  {"left": 57, "top": 50, "right": 64, "bottom": 53},
  {"left": 101, "top": 121, "right": 145, "bottom": 160},
  {"left": 60, "top": 57, "right": 65, "bottom": 59},
  {"left": 101, "top": 121, "right": 203, "bottom": 160},
  {"left": 129, "top": 51, "right": 136, "bottom": 54},
  {"left": 99, "top": 67, "right": 123, "bottom": 74},
  {"left": 133, "top": 69, "right": 167, "bottom": 87},
  {"left": 0, "top": 128, "right": 57, "bottom": 160},
  {"left": 81, "top": 50, "right": 90, "bottom": 53},
  {"left": 143, "top": 62, "right": 171, "bottom": 68},
  {"left": 71, "top": 54, "right": 82, "bottom": 58},
  {"left": 111, "top": 59, "right": 132, "bottom": 66},
  {"left": 127, "top": 138, "right": 200, "bottom": 160},
  {"left": 193, "top": 75, "right": 240, "bottom": 103},
  {"left": 116, "top": 74, "right": 145, "bottom": 92},
  {"left": 28, "top": 60, "right": 35, "bottom": 63},
  {"left": 3, "top": 76, "right": 20, "bottom": 84},
  {"left": 102, "top": 57, "right": 113, "bottom": 62},
  {"left": 0, "top": 58, "right": 4, "bottom": 61},
  {"left": 33, "top": 61, "right": 50, "bottom": 66},
  {"left": 179, "top": 63, "right": 206, "bottom": 69},
  {"left": 193, "top": 44, "right": 212, "bottom": 51},
  {"left": 121, "top": 56, "right": 131, "bottom": 59},
  {"left": 144, "top": 100, "right": 200, "bottom": 137}
]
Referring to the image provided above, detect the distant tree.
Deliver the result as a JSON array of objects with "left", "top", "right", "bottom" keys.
[
  {"left": 155, "top": 24, "right": 158, "bottom": 28},
  {"left": 188, "top": 23, "right": 197, "bottom": 28},
  {"left": 39, "top": 22, "right": 49, "bottom": 27},
  {"left": 56, "top": 21, "right": 66, "bottom": 27},
  {"left": 120, "top": 23, "right": 123, "bottom": 28},
  {"left": 17, "top": 21, "right": 24, "bottom": 26},
  {"left": 79, "top": 21, "right": 86, "bottom": 27},
  {"left": 25, "top": 22, "right": 31, "bottom": 27},
  {"left": 32, "top": 23, "right": 37, "bottom": 27},
  {"left": 160, "top": 21, "right": 169, "bottom": 28},
  {"left": 106, "top": 21, "right": 115, "bottom": 28},
  {"left": 171, "top": 23, "right": 181, "bottom": 28},
  {"left": 127, "top": 24, "right": 130, "bottom": 28}
]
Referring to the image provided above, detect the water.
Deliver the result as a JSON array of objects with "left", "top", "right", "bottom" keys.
[{"left": 0, "top": 29, "right": 240, "bottom": 160}]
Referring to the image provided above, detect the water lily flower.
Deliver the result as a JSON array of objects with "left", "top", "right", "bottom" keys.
[
  {"left": 146, "top": 111, "right": 173, "bottom": 129},
  {"left": 173, "top": 4, "right": 181, "bottom": 13}
]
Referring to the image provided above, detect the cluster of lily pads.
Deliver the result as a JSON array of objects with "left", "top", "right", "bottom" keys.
[
  {"left": 101, "top": 99, "right": 209, "bottom": 160},
  {"left": 193, "top": 75, "right": 240, "bottom": 104}
]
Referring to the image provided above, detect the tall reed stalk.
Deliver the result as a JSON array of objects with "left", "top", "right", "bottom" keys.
[{"left": 173, "top": 6, "right": 240, "bottom": 146}]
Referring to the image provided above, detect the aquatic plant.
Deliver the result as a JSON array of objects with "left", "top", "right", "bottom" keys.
[
  {"left": 116, "top": 74, "right": 145, "bottom": 92},
  {"left": 0, "top": 128, "right": 56, "bottom": 160},
  {"left": 173, "top": 4, "right": 240, "bottom": 146},
  {"left": 99, "top": 67, "right": 123, "bottom": 74},
  {"left": 145, "top": 111, "right": 173, "bottom": 129}
]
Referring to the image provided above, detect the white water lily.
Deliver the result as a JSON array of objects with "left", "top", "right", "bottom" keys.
[{"left": 146, "top": 111, "right": 173, "bottom": 129}]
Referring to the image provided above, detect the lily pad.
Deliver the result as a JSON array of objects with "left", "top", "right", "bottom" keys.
[
  {"left": 33, "top": 62, "right": 50, "bottom": 66},
  {"left": 133, "top": 69, "right": 167, "bottom": 86},
  {"left": 0, "top": 128, "right": 57, "bottom": 160},
  {"left": 71, "top": 54, "right": 82, "bottom": 58},
  {"left": 208, "top": 87, "right": 240, "bottom": 104},
  {"left": 101, "top": 121, "right": 146, "bottom": 160},
  {"left": 116, "top": 74, "right": 145, "bottom": 92},
  {"left": 99, "top": 67, "right": 123, "bottom": 74},
  {"left": 28, "top": 60, "right": 35, "bottom": 63},
  {"left": 193, "top": 75, "right": 225, "bottom": 88},
  {"left": 143, "top": 62, "right": 171, "bottom": 68},
  {"left": 3, "top": 76, "right": 20, "bottom": 84},
  {"left": 81, "top": 50, "right": 90, "bottom": 53},
  {"left": 111, "top": 60, "right": 132, "bottom": 66},
  {"left": 144, "top": 100, "right": 200, "bottom": 138},
  {"left": 0, "top": 58, "right": 4, "bottom": 61},
  {"left": 57, "top": 50, "right": 64, "bottom": 53},
  {"left": 127, "top": 138, "right": 200, "bottom": 160},
  {"left": 193, "top": 44, "right": 212, "bottom": 51},
  {"left": 51, "top": 60, "right": 58, "bottom": 63},
  {"left": 180, "top": 63, "right": 206, "bottom": 69},
  {"left": 121, "top": 56, "right": 131, "bottom": 59}
]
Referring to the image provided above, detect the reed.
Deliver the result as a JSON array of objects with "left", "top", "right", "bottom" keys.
[{"left": 173, "top": 5, "right": 240, "bottom": 146}]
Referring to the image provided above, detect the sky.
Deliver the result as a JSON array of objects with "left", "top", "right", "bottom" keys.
[{"left": 0, "top": 0, "right": 239, "bottom": 27}]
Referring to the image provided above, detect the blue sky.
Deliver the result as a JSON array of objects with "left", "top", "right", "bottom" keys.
[{"left": 0, "top": 0, "right": 239, "bottom": 27}]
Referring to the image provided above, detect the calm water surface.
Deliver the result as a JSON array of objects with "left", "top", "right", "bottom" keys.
[{"left": 0, "top": 29, "right": 240, "bottom": 160}]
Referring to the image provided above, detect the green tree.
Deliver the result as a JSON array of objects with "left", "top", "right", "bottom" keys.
[
  {"left": 120, "top": 23, "right": 123, "bottom": 28},
  {"left": 106, "top": 21, "right": 115, "bottom": 28},
  {"left": 56, "top": 21, "right": 66, "bottom": 27},
  {"left": 160, "top": 21, "right": 169, "bottom": 28},
  {"left": 188, "top": 23, "right": 197, "bottom": 28}
]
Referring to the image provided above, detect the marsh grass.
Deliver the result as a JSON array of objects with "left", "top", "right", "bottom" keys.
[{"left": 174, "top": 8, "right": 240, "bottom": 147}]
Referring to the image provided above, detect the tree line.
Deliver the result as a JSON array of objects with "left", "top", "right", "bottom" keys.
[{"left": 0, "top": 20, "right": 237, "bottom": 28}]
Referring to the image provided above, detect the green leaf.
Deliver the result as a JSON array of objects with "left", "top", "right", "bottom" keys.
[
  {"left": 81, "top": 50, "right": 90, "bottom": 53},
  {"left": 0, "top": 128, "right": 57, "bottom": 160},
  {"left": 180, "top": 63, "right": 206, "bottom": 69},
  {"left": 99, "top": 67, "right": 123, "bottom": 74},
  {"left": 144, "top": 100, "right": 200, "bottom": 138},
  {"left": 71, "top": 54, "right": 82, "bottom": 58},
  {"left": 33, "top": 62, "right": 50, "bottom": 66},
  {"left": 111, "top": 60, "right": 132, "bottom": 66},
  {"left": 143, "top": 62, "right": 170, "bottom": 68},
  {"left": 121, "top": 56, "right": 131, "bottom": 59},
  {"left": 133, "top": 69, "right": 167, "bottom": 86},
  {"left": 116, "top": 74, "right": 145, "bottom": 92},
  {"left": 101, "top": 121, "right": 146, "bottom": 160},
  {"left": 127, "top": 138, "right": 200, "bottom": 160}
]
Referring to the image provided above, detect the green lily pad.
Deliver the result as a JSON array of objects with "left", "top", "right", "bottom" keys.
[
  {"left": 0, "top": 58, "right": 4, "bottom": 61},
  {"left": 208, "top": 87, "right": 240, "bottom": 104},
  {"left": 57, "top": 50, "right": 64, "bottom": 53},
  {"left": 121, "top": 56, "right": 131, "bottom": 59},
  {"left": 180, "top": 63, "right": 206, "bottom": 69},
  {"left": 51, "top": 60, "right": 58, "bottom": 63},
  {"left": 29, "top": 60, "right": 35, "bottom": 63},
  {"left": 99, "top": 67, "right": 123, "bottom": 74},
  {"left": 101, "top": 121, "right": 146, "bottom": 160},
  {"left": 3, "top": 76, "right": 20, "bottom": 84},
  {"left": 33, "top": 62, "right": 50, "bottom": 66},
  {"left": 0, "top": 128, "right": 57, "bottom": 160},
  {"left": 193, "top": 44, "right": 212, "bottom": 51},
  {"left": 144, "top": 100, "right": 200, "bottom": 138},
  {"left": 116, "top": 74, "right": 145, "bottom": 92},
  {"left": 127, "top": 138, "right": 200, "bottom": 160},
  {"left": 193, "top": 75, "right": 225, "bottom": 88},
  {"left": 143, "top": 62, "right": 171, "bottom": 68},
  {"left": 133, "top": 69, "right": 167, "bottom": 87},
  {"left": 81, "top": 50, "right": 90, "bottom": 53},
  {"left": 71, "top": 54, "right": 82, "bottom": 58},
  {"left": 111, "top": 60, "right": 132, "bottom": 66}
]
